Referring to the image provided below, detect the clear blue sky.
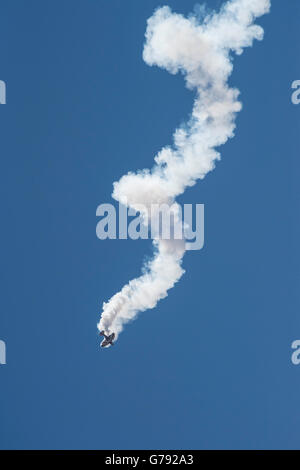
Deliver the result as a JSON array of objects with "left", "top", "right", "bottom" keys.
[{"left": 0, "top": 0, "right": 299, "bottom": 450}]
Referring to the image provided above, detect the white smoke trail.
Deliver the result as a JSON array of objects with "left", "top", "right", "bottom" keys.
[{"left": 98, "top": 0, "right": 271, "bottom": 340}]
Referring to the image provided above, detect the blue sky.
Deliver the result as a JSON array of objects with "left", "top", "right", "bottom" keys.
[{"left": 0, "top": 0, "right": 299, "bottom": 450}]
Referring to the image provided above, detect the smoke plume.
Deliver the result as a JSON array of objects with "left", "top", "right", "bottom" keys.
[{"left": 98, "top": 0, "right": 271, "bottom": 340}]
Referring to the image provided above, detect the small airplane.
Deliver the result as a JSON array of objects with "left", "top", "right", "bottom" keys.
[{"left": 99, "top": 330, "right": 115, "bottom": 348}]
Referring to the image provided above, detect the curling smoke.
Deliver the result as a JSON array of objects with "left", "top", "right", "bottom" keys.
[{"left": 98, "top": 0, "right": 271, "bottom": 339}]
